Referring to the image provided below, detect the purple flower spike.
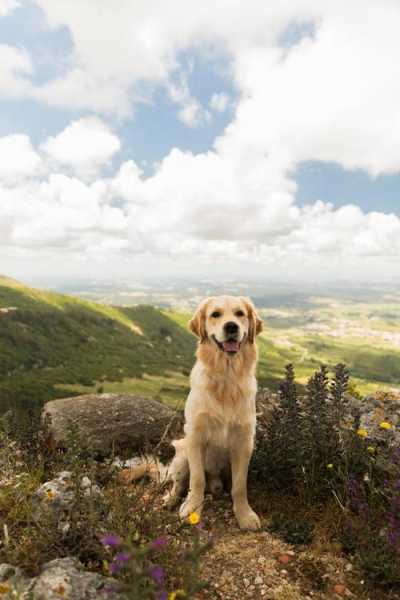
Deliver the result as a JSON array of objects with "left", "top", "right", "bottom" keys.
[
  {"left": 151, "top": 536, "right": 168, "bottom": 550},
  {"left": 115, "top": 551, "right": 131, "bottom": 564},
  {"left": 101, "top": 533, "right": 122, "bottom": 547},
  {"left": 149, "top": 565, "right": 165, "bottom": 584}
]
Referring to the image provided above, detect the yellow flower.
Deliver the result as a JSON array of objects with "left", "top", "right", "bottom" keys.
[
  {"left": 357, "top": 428, "right": 368, "bottom": 438},
  {"left": 0, "top": 582, "right": 11, "bottom": 595},
  {"left": 168, "top": 590, "right": 186, "bottom": 600},
  {"left": 46, "top": 489, "right": 55, "bottom": 501},
  {"left": 326, "top": 463, "right": 334, "bottom": 470},
  {"left": 188, "top": 511, "right": 200, "bottom": 525},
  {"left": 380, "top": 421, "right": 392, "bottom": 430},
  {"left": 367, "top": 446, "right": 376, "bottom": 454}
]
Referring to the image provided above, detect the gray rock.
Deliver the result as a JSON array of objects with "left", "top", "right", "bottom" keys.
[
  {"left": 31, "top": 472, "right": 101, "bottom": 532},
  {"left": 351, "top": 391, "right": 400, "bottom": 446},
  {"left": 27, "top": 557, "right": 125, "bottom": 599},
  {"left": 32, "top": 471, "right": 75, "bottom": 531},
  {"left": 43, "top": 393, "right": 177, "bottom": 456},
  {"left": 0, "top": 558, "right": 125, "bottom": 599},
  {"left": 0, "top": 563, "right": 29, "bottom": 594}
]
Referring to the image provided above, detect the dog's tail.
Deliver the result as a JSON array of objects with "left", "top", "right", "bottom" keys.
[{"left": 116, "top": 442, "right": 186, "bottom": 485}]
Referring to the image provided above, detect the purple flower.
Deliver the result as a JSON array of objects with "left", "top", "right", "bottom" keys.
[
  {"left": 149, "top": 565, "right": 165, "bottom": 585},
  {"left": 101, "top": 534, "right": 122, "bottom": 548},
  {"left": 150, "top": 536, "right": 168, "bottom": 551},
  {"left": 156, "top": 592, "right": 168, "bottom": 600},
  {"left": 115, "top": 551, "right": 131, "bottom": 564},
  {"left": 109, "top": 561, "right": 122, "bottom": 575}
]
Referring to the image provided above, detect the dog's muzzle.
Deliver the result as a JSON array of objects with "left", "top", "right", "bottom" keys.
[{"left": 212, "top": 321, "right": 242, "bottom": 354}]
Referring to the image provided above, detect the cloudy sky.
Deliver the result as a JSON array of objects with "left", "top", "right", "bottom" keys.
[{"left": 1, "top": 0, "right": 400, "bottom": 285}]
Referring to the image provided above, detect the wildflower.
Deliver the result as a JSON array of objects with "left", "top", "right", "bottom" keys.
[
  {"left": 0, "top": 582, "right": 11, "bottom": 595},
  {"left": 109, "top": 561, "right": 121, "bottom": 576},
  {"left": 357, "top": 428, "right": 368, "bottom": 438},
  {"left": 149, "top": 565, "right": 165, "bottom": 585},
  {"left": 326, "top": 463, "right": 334, "bottom": 470},
  {"left": 188, "top": 511, "right": 200, "bottom": 525},
  {"left": 115, "top": 551, "right": 131, "bottom": 564},
  {"left": 168, "top": 590, "right": 186, "bottom": 600},
  {"left": 380, "top": 421, "right": 392, "bottom": 430},
  {"left": 150, "top": 536, "right": 168, "bottom": 551},
  {"left": 45, "top": 489, "right": 55, "bottom": 501},
  {"left": 367, "top": 446, "right": 375, "bottom": 454},
  {"left": 101, "top": 533, "right": 122, "bottom": 547}
]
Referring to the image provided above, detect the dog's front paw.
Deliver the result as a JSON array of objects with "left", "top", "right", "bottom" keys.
[
  {"left": 179, "top": 495, "right": 203, "bottom": 520},
  {"left": 234, "top": 504, "right": 261, "bottom": 530}
]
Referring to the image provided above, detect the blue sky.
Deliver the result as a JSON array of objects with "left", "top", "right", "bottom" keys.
[
  {"left": 1, "top": 0, "right": 400, "bottom": 282},
  {"left": 296, "top": 162, "right": 400, "bottom": 215}
]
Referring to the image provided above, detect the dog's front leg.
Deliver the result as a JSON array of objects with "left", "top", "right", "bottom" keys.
[
  {"left": 230, "top": 424, "right": 261, "bottom": 530},
  {"left": 179, "top": 431, "right": 206, "bottom": 520}
]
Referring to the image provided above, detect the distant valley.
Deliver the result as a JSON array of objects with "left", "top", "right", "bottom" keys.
[{"left": 0, "top": 275, "right": 399, "bottom": 413}]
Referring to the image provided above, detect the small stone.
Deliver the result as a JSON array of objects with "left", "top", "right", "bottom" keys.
[
  {"left": 243, "top": 578, "right": 250, "bottom": 587},
  {"left": 278, "top": 554, "right": 291, "bottom": 564},
  {"left": 287, "top": 550, "right": 295, "bottom": 556},
  {"left": 254, "top": 576, "right": 263, "bottom": 585},
  {"left": 280, "top": 569, "right": 288, "bottom": 575},
  {"left": 333, "top": 583, "right": 347, "bottom": 596}
]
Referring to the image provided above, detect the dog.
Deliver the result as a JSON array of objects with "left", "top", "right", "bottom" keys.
[{"left": 164, "top": 295, "right": 263, "bottom": 530}]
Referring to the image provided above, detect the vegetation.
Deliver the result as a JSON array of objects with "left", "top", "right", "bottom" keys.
[
  {"left": 0, "top": 278, "right": 195, "bottom": 412},
  {"left": 1, "top": 277, "right": 400, "bottom": 412},
  {"left": 0, "top": 411, "right": 210, "bottom": 598},
  {"left": 251, "top": 363, "right": 400, "bottom": 587}
]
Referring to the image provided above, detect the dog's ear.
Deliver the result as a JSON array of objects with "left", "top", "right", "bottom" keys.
[
  {"left": 189, "top": 299, "right": 210, "bottom": 342},
  {"left": 242, "top": 297, "right": 263, "bottom": 343}
]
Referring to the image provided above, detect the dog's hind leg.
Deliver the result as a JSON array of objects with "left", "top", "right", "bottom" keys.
[{"left": 163, "top": 439, "right": 189, "bottom": 509}]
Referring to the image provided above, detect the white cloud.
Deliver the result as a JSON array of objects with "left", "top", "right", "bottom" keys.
[
  {"left": 40, "top": 117, "right": 121, "bottom": 178},
  {"left": 2, "top": 128, "right": 400, "bottom": 278},
  {"left": 0, "top": 134, "right": 42, "bottom": 184},
  {"left": 0, "top": 0, "right": 20, "bottom": 17},
  {"left": 0, "top": 44, "right": 32, "bottom": 97},
  {"left": 209, "top": 93, "right": 229, "bottom": 113},
  {"left": 2, "top": 0, "right": 400, "bottom": 279},
  {"left": 168, "top": 72, "right": 210, "bottom": 127}
]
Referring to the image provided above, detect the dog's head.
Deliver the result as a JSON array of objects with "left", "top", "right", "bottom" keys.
[{"left": 189, "top": 295, "right": 263, "bottom": 355}]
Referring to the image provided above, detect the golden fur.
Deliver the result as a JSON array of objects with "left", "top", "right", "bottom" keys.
[{"left": 164, "top": 295, "right": 263, "bottom": 530}]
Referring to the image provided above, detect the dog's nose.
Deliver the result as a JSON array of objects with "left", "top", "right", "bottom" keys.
[{"left": 224, "top": 321, "right": 239, "bottom": 335}]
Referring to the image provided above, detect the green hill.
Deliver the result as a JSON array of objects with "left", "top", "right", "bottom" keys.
[{"left": 0, "top": 277, "right": 196, "bottom": 412}]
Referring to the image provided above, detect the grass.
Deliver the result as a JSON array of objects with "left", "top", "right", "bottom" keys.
[
  {"left": 0, "top": 280, "right": 196, "bottom": 412},
  {"left": 55, "top": 371, "right": 190, "bottom": 409},
  {"left": 1, "top": 276, "right": 400, "bottom": 412}
]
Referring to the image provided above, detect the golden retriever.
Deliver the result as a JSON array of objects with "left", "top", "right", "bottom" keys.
[{"left": 165, "top": 295, "right": 263, "bottom": 530}]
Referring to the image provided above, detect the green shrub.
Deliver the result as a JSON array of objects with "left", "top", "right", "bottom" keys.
[{"left": 268, "top": 513, "right": 314, "bottom": 545}]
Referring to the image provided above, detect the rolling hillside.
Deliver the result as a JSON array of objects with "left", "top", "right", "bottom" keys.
[
  {"left": 0, "top": 276, "right": 196, "bottom": 412},
  {"left": 1, "top": 276, "right": 399, "bottom": 414}
]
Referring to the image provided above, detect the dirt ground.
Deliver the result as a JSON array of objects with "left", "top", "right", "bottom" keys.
[{"left": 192, "top": 493, "right": 400, "bottom": 600}]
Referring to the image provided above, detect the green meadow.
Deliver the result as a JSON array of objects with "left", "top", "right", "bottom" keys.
[{"left": 0, "top": 275, "right": 399, "bottom": 413}]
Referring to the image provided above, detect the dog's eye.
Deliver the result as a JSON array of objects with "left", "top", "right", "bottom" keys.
[
  {"left": 235, "top": 310, "right": 245, "bottom": 317},
  {"left": 210, "top": 311, "right": 221, "bottom": 318}
]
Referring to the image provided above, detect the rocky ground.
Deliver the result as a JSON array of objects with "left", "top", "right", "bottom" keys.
[
  {"left": 195, "top": 495, "right": 394, "bottom": 600},
  {"left": 2, "top": 390, "right": 400, "bottom": 599}
]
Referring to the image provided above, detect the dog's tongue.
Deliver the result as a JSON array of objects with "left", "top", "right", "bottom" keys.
[{"left": 222, "top": 340, "right": 240, "bottom": 353}]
